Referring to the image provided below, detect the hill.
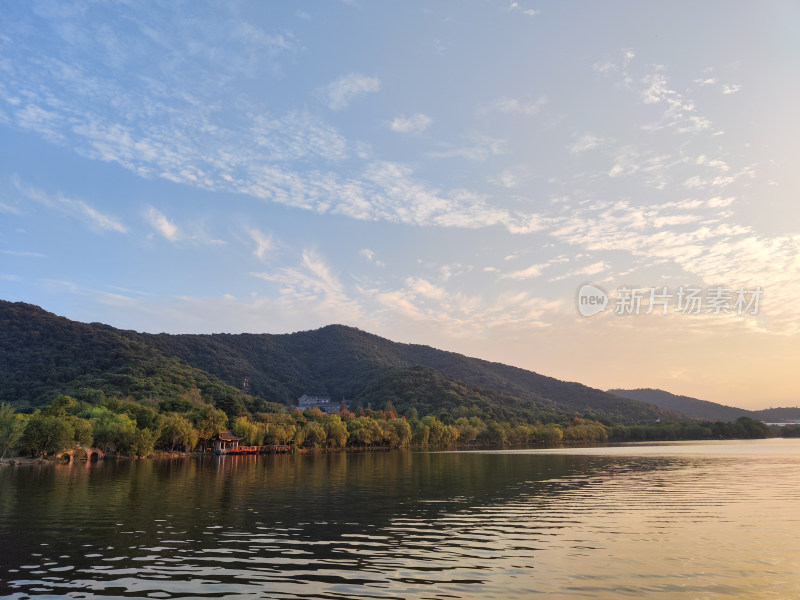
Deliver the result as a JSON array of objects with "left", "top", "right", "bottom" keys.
[
  {"left": 0, "top": 301, "right": 245, "bottom": 413},
  {"left": 1, "top": 300, "right": 672, "bottom": 423},
  {"left": 607, "top": 388, "right": 750, "bottom": 422},
  {"left": 609, "top": 388, "right": 800, "bottom": 423}
]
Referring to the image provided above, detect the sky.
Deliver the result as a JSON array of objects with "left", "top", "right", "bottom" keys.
[{"left": 1, "top": 1, "right": 799, "bottom": 410}]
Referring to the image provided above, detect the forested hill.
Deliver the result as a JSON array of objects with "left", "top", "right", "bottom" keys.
[
  {"left": 1, "top": 300, "right": 672, "bottom": 423},
  {"left": 607, "top": 388, "right": 751, "bottom": 422},
  {"left": 609, "top": 388, "right": 800, "bottom": 423},
  {"left": 0, "top": 301, "right": 244, "bottom": 412}
]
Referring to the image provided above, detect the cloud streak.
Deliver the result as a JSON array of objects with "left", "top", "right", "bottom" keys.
[
  {"left": 144, "top": 206, "right": 179, "bottom": 241},
  {"left": 389, "top": 113, "right": 433, "bottom": 133},
  {"left": 322, "top": 73, "right": 380, "bottom": 111},
  {"left": 15, "top": 179, "right": 127, "bottom": 233}
]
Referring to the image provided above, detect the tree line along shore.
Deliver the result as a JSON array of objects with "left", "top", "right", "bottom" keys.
[{"left": 0, "top": 390, "right": 789, "bottom": 462}]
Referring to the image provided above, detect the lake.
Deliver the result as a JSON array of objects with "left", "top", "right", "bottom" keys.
[{"left": 1, "top": 440, "right": 799, "bottom": 599}]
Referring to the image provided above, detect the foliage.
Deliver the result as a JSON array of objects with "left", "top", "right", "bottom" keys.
[
  {"left": 259, "top": 413, "right": 297, "bottom": 445},
  {"left": 19, "top": 412, "right": 75, "bottom": 457},
  {"left": 781, "top": 424, "right": 800, "bottom": 438},
  {"left": 563, "top": 419, "right": 608, "bottom": 443},
  {"left": 0, "top": 301, "right": 245, "bottom": 411},
  {"left": 320, "top": 414, "right": 349, "bottom": 448},
  {"left": 232, "top": 416, "right": 265, "bottom": 446},
  {"left": 191, "top": 404, "right": 229, "bottom": 450},
  {"left": 347, "top": 417, "right": 384, "bottom": 447},
  {"left": 88, "top": 409, "right": 137, "bottom": 454},
  {"left": 607, "top": 416, "right": 771, "bottom": 441},
  {"left": 0, "top": 393, "right": 784, "bottom": 460},
  {"left": 68, "top": 415, "right": 94, "bottom": 447},
  {"left": 131, "top": 427, "right": 158, "bottom": 457},
  {"left": 0, "top": 403, "right": 27, "bottom": 460},
  {"left": 158, "top": 413, "right": 198, "bottom": 452},
  {"left": 301, "top": 421, "right": 326, "bottom": 448}
]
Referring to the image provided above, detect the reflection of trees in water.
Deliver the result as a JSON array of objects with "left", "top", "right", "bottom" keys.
[{"left": 0, "top": 451, "right": 688, "bottom": 596}]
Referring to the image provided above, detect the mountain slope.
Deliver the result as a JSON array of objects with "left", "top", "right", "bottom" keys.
[
  {"left": 142, "top": 324, "right": 671, "bottom": 422},
  {"left": 1, "top": 300, "right": 672, "bottom": 423},
  {"left": 609, "top": 388, "right": 800, "bottom": 422},
  {"left": 607, "top": 388, "right": 750, "bottom": 421},
  {"left": 0, "top": 301, "right": 244, "bottom": 411}
]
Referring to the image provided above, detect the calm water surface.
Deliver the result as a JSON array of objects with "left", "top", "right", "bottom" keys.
[{"left": 1, "top": 440, "right": 799, "bottom": 599}]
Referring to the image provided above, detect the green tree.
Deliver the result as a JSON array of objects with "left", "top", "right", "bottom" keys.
[
  {"left": 321, "top": 414, "right": 349, "bottom": 448},
  {"left": 302, "top": 421, "right": 326, "bottom": 448},
  {"left": 91, "top": 411, "right": 137, "bottom": 454},
  {"left": 0, "top": 403, "right": 27, "bottom": 460},
  {"left": 192, "top": 405, "right": 229, "bottom": 451},
  {"left": 419, "top": 416, "right": 456, "bottom": 446},
  {"left": 19, "top": 412, "right": 75, "bottom": 458},
  {"left": 261, "top": 413, "right": 297, "bottom": 444},
  {"left": 67, "top": 416, "right": 94, "bottom": 447},
  {"left": 293, "top": 426, "right": 306, "bottom": 447},
  {"left": 232, "top": 416, "right": 264, "bottom": 446},
  {"left": 782, "top": 424, "right": 800, "bottom": 438},
  {"left": 534, "top": 423, "right": 563, "bottom": 444},
  {"left": 158, "top": 413, "right": 199, "bottom": 452},
  {"left": 412, "top": 421, "right": 430, "bottom": 446},
  {"left": 378, "top": 419, "right": 399, "bottom": 447},
  {"left": 119, "top": 400, "right": 161, "bottom": 430},
  {"left": 455, "top": 416, "right": 482, "bottom": 445},
  {"left": 481, "top": 420, "right": 509, "bottom": 445},
  {"left": 41, "top": 395, "right": 77, "bottom": 417},
  {"left": 347, "top": 416, "right": 382, "bottom": 446},
  {"left": 131, "top": 428, "right": 158, "bottom": 457},
  {"left": 390, "top": 418, "right": 412, "bottom": 447},
  {"left": 735, "top": 416, "right": 770, "bottom": 439}
]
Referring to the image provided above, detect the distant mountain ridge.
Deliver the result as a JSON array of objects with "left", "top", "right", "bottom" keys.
[
  {"left": 1, "top": 300, "right": 672, "bottom": 423},
  {"left": 609, "top": 388, "right": 800, "bottom": 422}
]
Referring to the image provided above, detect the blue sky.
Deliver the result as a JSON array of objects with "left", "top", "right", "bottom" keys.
[{"left": 2, "top": 1, "right": 799, "bottom": 408}]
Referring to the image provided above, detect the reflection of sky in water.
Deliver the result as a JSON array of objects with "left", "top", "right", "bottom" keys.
[{"left": 1, "top": 441, "right": 800, "bottom": 599}]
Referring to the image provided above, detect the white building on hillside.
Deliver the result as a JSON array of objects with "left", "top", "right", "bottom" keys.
[{"left": 295, "top": 395, "right": 346, "bottom": 414}]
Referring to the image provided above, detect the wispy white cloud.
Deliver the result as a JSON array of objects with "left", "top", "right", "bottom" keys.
[
  {"left": 1, "top": 249, "right": 47, "bottom": 258},
  {"left": 426, "top": 134, "right": 506, "bottom": 162},
  {"left": 488, "top": 166, "right": 529, "bottom": 188},
  {"left": 0, "top": 201, "right": 21, "bottom": 215},
  {"left": 548, "top": 261, "right": 607, "bottom": 282},
  {"left": 606, "top": 146, "right": 675, "bottom": 189},
  {"left": 694, "top": 77, "right": 718, "bottom": 86},
  {"left": 250, "top": 112, "right": 349, "bottom": 162},
  {"left": 507, "top": 2, "right": 540, "bottom": 17},
  {"left": 639, "top": 71, "right": 713, "bottom": 134},
  {"left": 247, "top": 227, "right": 274, "bottom": 261},
  {"left": 389, "top": 113, "right": 432, "bottom": 133},
  {"left": 484, "top": 96, "right": 547, "bottom": 116},
  {"left": 252, "top": 248, "right": 361, "bottom": 320},
  {"left": 144, "top": 206, "right": 179, "bottom": 241},
  {"left": 0, "top": 8, "right": 583, "bottom": 239},
  {"left": 500, "top": 263, "right": 547, "bottom": 280},
  {"left": 722, "top": 84, "right": 742, "bottom": 95},
  {"left": 368, "top": 279, "right": 560, "bottom": 336},
  {"left": 547, "top": 192, "right": 800, "bottom": 332},
  {"left": 569, "top": 134, "right": 605, "bottom": 155},
  {"left": 15, "top": 179, "right": 128, "bottom": 233},
  {"left": 322, "top": 72, "right": 380, "bottom": 111},
  {"left": 593, "top": 60, "right": 616, "bottom": 75}
]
